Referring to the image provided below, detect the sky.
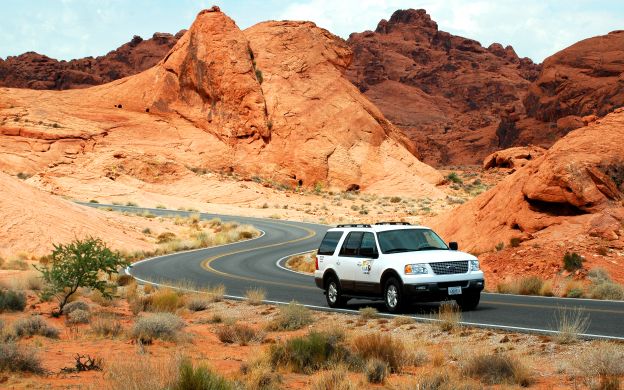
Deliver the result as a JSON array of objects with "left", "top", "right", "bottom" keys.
[{"left": 1, "top": 0, "right": 622, "bottom": 63}]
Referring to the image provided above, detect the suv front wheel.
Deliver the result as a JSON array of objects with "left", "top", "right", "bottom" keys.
[
  {"left": 456, "top": 291, "right": 480, "bottom": 311},
  {"left": 384, "top": 277, "right": 404, "bottom": 313},
  {"left": 325, "top": 275, "right": 348, "bottom": 308}
]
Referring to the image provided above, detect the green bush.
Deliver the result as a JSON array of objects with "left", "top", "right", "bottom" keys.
[
  {"left": 269, "top": 331, "right": 350, "bottom": 374},
  {"left": 0, "top": 342, "right": 43, "bottom": 373},
  {"left": 447, "top": 172, "right": 463, "bottom": 184},
  {"left": 13, "top": 316, "right": 59, "bottom": 339},
  {"left": 563, "top": 252, "right": 583, "bottom": 272},
  {"left": 35, "top": 237, "right": 128, "bottom": 314},
  {"left": 131, "top": 313, "right": 185, "bottom": 343},
  {"left": 267, "top": 301, "right": 313, "bottom": 331},
  {"left": 172, "top": 358, "right": 233, "bottom": 390},
  {"left": 0, "top": 289, "right": 27, "bottom": 312}
]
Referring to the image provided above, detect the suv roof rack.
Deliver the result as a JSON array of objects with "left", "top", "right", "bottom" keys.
[
  {"left": 375, "top": 222, "right": 411, "bottom": 225},
  {"left": 336, "top": 224, "right": 372, "bottom": 228}
]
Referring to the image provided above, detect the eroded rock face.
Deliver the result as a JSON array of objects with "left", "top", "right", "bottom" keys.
[
  {"left": 346, "top": 9, "right": 540, "bottom": 165},
  {"left": 432, "top": 109, "right": 624, "bottom": 253},
  {"left": 483, "top": 145, "right": 546, "bottom": 170},
  {"left": 0, "top": 9, "right": 443, "bottom": 198},
  {"left": 0, "top": 32, "right": 183, "bottom": 90}
]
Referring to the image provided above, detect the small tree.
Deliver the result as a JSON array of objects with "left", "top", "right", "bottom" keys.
[{"left": 35, "top": 237, "right": 128, "bottom": 315}]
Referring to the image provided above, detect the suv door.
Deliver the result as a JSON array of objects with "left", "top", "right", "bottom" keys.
[
  {"left": 354, "top": 232, "right": 380, "bottom": 294},
  {"left": 336, "top": 231, "right": 363, "bottom": 292}
]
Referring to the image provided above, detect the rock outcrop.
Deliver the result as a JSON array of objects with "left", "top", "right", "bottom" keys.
[
  {"left": 346, "top": 9, "right": 540, "bottom": 165},
  {"left": 432, "top": 109, "right": 624, "bottom": 254},
  {"left": 0, "top": 31, "right": 183, "bottom": 89},
  {"left": 483, "top": 145, "right": 546, "bottom": 170},
  {"left": 0, "top": 8, "right": 443, "bottom": 197}
]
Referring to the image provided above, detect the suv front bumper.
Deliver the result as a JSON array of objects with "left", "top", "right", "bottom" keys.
[{"left": 403, "top": 279, "right": 484, "bottom": 301}]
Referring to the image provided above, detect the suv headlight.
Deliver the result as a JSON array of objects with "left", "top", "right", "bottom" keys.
[
  {"left": 469, "top": 260, "right": 480, "bottom": 271},
  {"left": 404, "top": 263, "right": 428, "bottom": 275}
]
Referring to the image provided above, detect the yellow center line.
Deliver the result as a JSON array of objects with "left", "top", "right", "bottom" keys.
[
  {"left": 481, "top": 300, "right": 624, "bottom": 315},
  {"left": 200, "top": 221, "right": 319, "bottom": 290}
]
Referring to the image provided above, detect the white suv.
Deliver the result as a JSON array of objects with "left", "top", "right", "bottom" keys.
[{"left": 313, "top": 222, "right": 484, "bottom": 312}]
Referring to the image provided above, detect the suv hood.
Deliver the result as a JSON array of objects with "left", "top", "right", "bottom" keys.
[{"left": 383, "top": 249, "right": 476, "bottom": 263}]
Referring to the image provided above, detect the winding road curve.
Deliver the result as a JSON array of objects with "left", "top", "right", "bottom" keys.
[{"left": 84, "top": 204, "right": 624, "bottom": 340}]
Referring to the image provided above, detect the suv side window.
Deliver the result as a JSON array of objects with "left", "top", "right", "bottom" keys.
[
  {"left": 359, "top": 232, "right": 378, "bottom": 258},
  {"left": 339, "top": 232, "right": 363, "bottom": 256},
  {"left": 318, "top": 231, "right": 344, "bottom": 256}
]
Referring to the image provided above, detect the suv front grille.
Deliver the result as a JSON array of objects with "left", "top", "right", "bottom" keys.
[{"left": 429, "top": 261, "right": 468, "bottom": 275}]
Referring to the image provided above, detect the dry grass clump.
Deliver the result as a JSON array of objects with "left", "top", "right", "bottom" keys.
[
  {"left": 393, "top": 316, "right": 415, "bottom": 326},
  {"left": 91, "top": 313, "right": 123, "bottom": 337},
  {"left": 554, "top": 306, "right": 590, "bottom": 344},
  {"left": 438, "top": 301, "right": 462, "bottom": 331},
  {"left": 462, "top": 353, "right": 533, "bottom": 386},
  {"left": 62, "top": 300, "right": 90, "bottom": 315},
  {"left": 215, "top": 323, "right": 265, "bottom": 346},
  {"left": 131, "top": 313, "right": 185, "bottom": 344},
  {"left": 574, "top": 341, "right": 624, "bottom": 390},
  {"left": 149, "top": 288, "right": 185, "bottom": 312},
  {"left": 497, "top": 276, "right": 545, "bottom": 295},
  {"left": 269, "top": 330, "right": 349, "bottom": 374},
  {"left": 365, "top": 358, "right": 389, "bottom": 384},
  {"left": 410, "top": 370, "right": 481, "bottom": 390},
  {"left": 588, "top": 268, "right": 624, "bottom": 300},
  {"left": 245, "top": 287, "right": 266, "bottom": 305},
  {"left": 351, "top": 333, "right": 407, "bottom": 373},
  {"left": 103, "top": 353, "right": 179, "bottom": 390},
  {"left": 0, "top": 342, "right": 43, "bottom": 373},
  {"left": 286, "top": 252, "right": 316, "bottom": 274},
  {"left": 116, "top": 274, "right": 135, "bottom": 286},
  {"left": 312, "top": 368, "right": 356, "bottom": 390},
  {"left": 66, "top": 309, "right": 91, "bottom": 324},
  {"left": 358, "top": 306, "right": 378, "bottom": 320},
  {"left": 172, "top": 358, "right": 233, "bottom": 390},
  {"left": 13, "top": 316, "right": 59, "bottom": 339},
  {"left": 0, "top": 288, "right": 27, "bottom": 312},
  {"left": 186, "top": 293, "right": 213, "bottom": 312},
  {"left": 240, "top": 359, "right": 282, "bottom": 390},
  {"left": 267, "top": 301, "right": 313, "bottom": 331}
]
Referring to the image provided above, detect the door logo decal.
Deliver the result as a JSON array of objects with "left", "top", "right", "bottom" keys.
[{"left": 362, "top": 260, "right": 372, "bottom": 274}]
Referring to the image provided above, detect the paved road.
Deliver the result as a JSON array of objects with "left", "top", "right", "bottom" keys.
[{"left": 84, "top": 203, "right": 624, "bottom": 339}]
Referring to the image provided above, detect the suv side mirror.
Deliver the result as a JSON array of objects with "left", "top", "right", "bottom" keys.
[{"left": 449, "top": 242, "right": 458, "bottom": 250}]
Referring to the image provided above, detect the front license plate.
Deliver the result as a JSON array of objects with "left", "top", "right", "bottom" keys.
[{"left": 448, "top": 286, "right": 462, "bottom": 295}]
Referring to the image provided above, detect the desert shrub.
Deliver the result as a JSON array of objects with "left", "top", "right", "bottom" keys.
[
  {"left": 0, "top": 289, "right": 27, "bottom": 312},
  {"left": 447, "top": 172, "right": 463, "bottom": 184},
  {"left": 495, "top": 242, "right": 504, "bottom": 251},
  {"left": 5, "top": 259, "right": 29, "bottom": 270},
  {"left": 155, "top": 204, "right": 166, "bottom": 209},
  {"left": 255, "top": 69, "right": 264, "bottom": 84},
  {"left": 312, "top": 368, "right": 355, "bottom": 390},
  {"left": 591, "top": 282, "right": 624, "bottom": 300},
  {"left": 365, "top": 358, "right": 389, "bottom": 384},
  {"left": 149, "top": 288, "right": 184, "bottom": 312},
  {"left": 390, "top": 196, "right": 402, "bottom": 203},
  {"left": 539, "top": 279, "right": 554, "bottom": 296},
  {"left": 413, "top": 371, "right": 480, "bottom": 390},
  {"left": 13, "top": 316, "right": 59, "bottom": 339},
  {"left": 116, "top": 274, "right": 135, "bottom": 286},
  {"left": 563, "top": 252, "right": 583, "bottom": 271},
  {"left": 269, "top": 331, "right": 350, "bottom": 374},
  {"left": 240, "top": 359, "right": 282, "bottom": 390},
  {"left": 393, "top": 316, "right": 414, "bottom": 326},
  {"left": 462, "top": 353, "right": 532, "bottom": 386},
  {"left": 35, "top": 237, "right": 128, "bottom": 314},
  {"left": 245, "top": 288, "right": 266, "bottom": 305},
  {"left": 517, "top": 276, "right": 543, "bottom": 295},
  {"left": 67, "top": 309, "right": 90, "bottom": 324},
  {"left": 215, "top": 323, "right": 265, "bottom": 345},
  {"left": 104, "top": 353, "right": 178, "bottom": 389},
  {"left": 62, "top": 300, "right": 90, "bottom": 315},
  {"left": 358, "top": 306, "right": 378, "bottom": 320},
  {"left": 575, "top": 341, "right": 624, "bottom": 390},
  {"left": 131, "top": 313, "right": 185, "bottom": 343},
  {"left": 186, "top": 295, "right": 210, "bottom": 312},
  {"left": 554, "top": 306, "right": 590, "bottom": 344},
  {"left": 172, "top": 358, "right": 233, "bottom": 390},
  {"left": 126, "top": 201, "right": 138, "bottom": 207},
  {"left": 267, "top": 301, "right": 313, "bottom": 331},
  {"left": 0, "top": 342, "right": 43, "bottom": 373},
  {"left": 509, "top": 237, "right": 521, "bottom": 248},
  {"left": 352, "top": 333, "right": 406, "bottom": 373},
  {"left": 157, "top": 232, "right": 177, "bottom": 244},
  {"left": 438, "top": 301, "right": 461, "bottom": 331},
  {"left": 91, "top": 314, "right": 123, "bottom": 337}
]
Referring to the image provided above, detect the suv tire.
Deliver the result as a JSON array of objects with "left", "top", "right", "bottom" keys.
[
  {"left": 383, "top": 277, "right": 404, "bottom": 313},
  {"left": 325, "top": 275, "right": 348, "bottom": 308},
  {"left": 456, "top": 291, "right": 480, "bottom": 311}
]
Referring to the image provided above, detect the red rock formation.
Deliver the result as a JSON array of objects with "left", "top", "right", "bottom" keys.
[
  {"left": 0, "top": 8, "right": 443, "bottom": 198},
  {"left": 0, "top": 31, "right": 183, "bottom": 90},
  {"left": 483, "top": 145, "right": 546, "bottom": 170},
  {"left": 346, "top": 9, "right": 540, "bottom": 165}
]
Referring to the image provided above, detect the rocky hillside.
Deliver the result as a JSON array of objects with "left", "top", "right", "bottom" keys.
[
  {"left": 0, "top": 7, "right": 443, "bottom": 198},
  {"left": 346, "top": 9, "right": 540, "bottom": 165},
  {"left": 0, "top": 31, "right": 183, "bottom": 90}
]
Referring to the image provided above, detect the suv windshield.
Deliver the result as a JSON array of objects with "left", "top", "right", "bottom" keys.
[{"left": 377, "top": 229, "right": 448, "bottom": 254}]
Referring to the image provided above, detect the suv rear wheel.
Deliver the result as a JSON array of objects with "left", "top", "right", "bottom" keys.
[
  {"left": 456, "top": 291, "right": 480, "bottom": 311},
  {"left": 383, "top": 277, "right": 404, "bottom": 313},
  {"left": 325, "top": 276, "right": 348, "bottom": 308}
]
